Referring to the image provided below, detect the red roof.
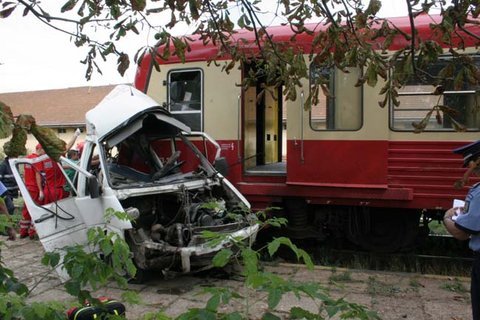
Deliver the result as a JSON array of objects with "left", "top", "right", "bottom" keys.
[{"left": 0, "top": 85, "right": 116, "bottom": 127}]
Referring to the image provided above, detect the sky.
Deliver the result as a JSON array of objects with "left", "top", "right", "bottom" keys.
[{"left": 0, "top": 1, "right": 414, "bottom": 93}]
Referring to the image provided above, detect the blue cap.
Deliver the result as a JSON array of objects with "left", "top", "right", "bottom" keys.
[{"left": 453, "top": 140, "right": 480, "bottom": 167}]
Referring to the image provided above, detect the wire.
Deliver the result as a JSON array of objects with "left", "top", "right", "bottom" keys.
[{"left": 28, "top": 159, "right": 75, "bottom": 222}]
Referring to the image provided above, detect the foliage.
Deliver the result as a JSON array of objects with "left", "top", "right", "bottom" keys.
[
  {"left": 0, "top": 203, "right": 380, "bottom": 320},
  {"left": 328, "top": 270, "right": 353, "bottom": 283},
  {"left": 366, "top": 276, "right": 401, "bottom": 297},
  {"left": 440, "top": 277, "right": 469, "bottom": 293},
  {"left": 0, "top": 209, "right": 140, "bottom": 319},
  {"left": 0, "top": 1, "right": 479, "bottom": 153},
  {"left": 171, "top": 211, "right": 379, "bottom": 320}
]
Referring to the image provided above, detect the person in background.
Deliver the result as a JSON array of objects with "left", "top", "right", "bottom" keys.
[
  {"left": 0, "top": 180, "right": 16, "bottom": 240},
  {"left": 40, "top": 128, "right": 81, "bottom": 204},
  {"left": 444, "top": 140, "right": 480, "bottom": 320},
  {"left": 63, "top": 148, "right": 80, "bottom": 195},
  {"left": 20, "top": 129, "right": 81, "bottom": 238},
  {"left": 0, "top": 143, "right": 20, "bottom": 215},
  {"left": 19, "top": 143, "right": 44, "bottom": 239}
]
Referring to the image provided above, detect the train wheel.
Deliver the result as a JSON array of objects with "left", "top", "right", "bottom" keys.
[{"left": 347, "top": 208, "right": 420, "bottom": 252}]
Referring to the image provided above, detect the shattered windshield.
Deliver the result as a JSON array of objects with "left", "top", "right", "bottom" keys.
[{"left": 102, "top": 113, "right": 214, "bottom": 189}]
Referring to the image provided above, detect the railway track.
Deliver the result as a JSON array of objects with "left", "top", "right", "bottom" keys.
[{"left": 265, "top": 234, "right": 473, "bottom": 276}]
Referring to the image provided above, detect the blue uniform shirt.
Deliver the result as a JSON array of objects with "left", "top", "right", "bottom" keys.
[
  {"left": 456, "top": 183, "right": 480, "bottom": 251},
  {"left": 0, "top": 181, "right": 8, "bottom": 197}
]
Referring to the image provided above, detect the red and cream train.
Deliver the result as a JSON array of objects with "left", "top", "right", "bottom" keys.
[{"left": 133, "top": 14, "right": 480, "bottom": 251}]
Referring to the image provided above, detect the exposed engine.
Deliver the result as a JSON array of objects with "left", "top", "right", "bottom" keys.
[{"left": 122, "top": 185, "right": 251, "bottom": 249}]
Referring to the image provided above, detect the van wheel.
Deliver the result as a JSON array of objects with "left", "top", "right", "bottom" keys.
[
  {"left": 128, "top": 265, "right": 146, "bottom": 284},
  {"left": 124, "top": 231, "right": 148, "bottom": 284}
]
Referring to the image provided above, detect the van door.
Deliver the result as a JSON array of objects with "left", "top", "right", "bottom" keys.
[{"left": 10, "top": 145, "right": 128, "bottom": 280}]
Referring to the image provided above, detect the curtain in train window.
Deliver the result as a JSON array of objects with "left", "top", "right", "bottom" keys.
[
  {"left": 391, "top": 56, "right": 480, "bottom": 131},
  {"left": 168, "top": 69, "right": 203, "bottom": 131},
  {"left": 309, "top": 66, "right": 362, "bottom": 131}
]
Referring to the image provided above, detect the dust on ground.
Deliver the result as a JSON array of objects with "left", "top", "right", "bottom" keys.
[{"left": 0, "top": 235, "right": 473, "bottom": 320}]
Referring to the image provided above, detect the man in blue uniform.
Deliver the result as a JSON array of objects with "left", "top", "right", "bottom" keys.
[
  {"left": 444, "top": 140, "right": 480, "bottom": 320},
  {"left": 0, "top": 143, "right": 20, "bottom": 215},
  {"left": 0, "top": 180, "right": 16, "bottom": 240}
]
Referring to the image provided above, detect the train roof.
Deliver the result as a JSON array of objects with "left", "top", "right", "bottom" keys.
[
  {"left": 147, "top": 14, "right": 480, "bottom": 63},
  {"left": 134, "top": 14, "right": 480, "bottom": 89}
]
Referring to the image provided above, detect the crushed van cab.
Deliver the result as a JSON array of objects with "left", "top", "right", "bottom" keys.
[{"left": 10, "top": 85, "right": 258, "bottom": 280}]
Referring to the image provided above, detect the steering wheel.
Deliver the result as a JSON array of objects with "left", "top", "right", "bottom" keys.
[{"left": 152, "top": 151, "right": 183, "bottom": 180}]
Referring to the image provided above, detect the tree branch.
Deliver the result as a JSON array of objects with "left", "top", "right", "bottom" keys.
[{"left": 405, "top": 0, "right": 418, "bottom": 74}]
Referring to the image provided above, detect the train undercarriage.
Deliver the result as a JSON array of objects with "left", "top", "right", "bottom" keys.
[{"left": 266, "top": 198, "right": 439, "bottom": 253}]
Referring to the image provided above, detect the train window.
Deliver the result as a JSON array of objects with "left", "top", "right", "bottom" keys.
[
  {"left": 309, "top": 66, "right": 362, "bottom": 131},
  {"left": 167, "top": 69, "right": 203, "bottom": 131},
  {"left": 390, "top": 57, "right": 480, "bottom": 131}
]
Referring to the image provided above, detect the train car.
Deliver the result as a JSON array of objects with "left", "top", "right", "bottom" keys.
[{"left": 133, "top": 14, "right": 480, "bottom": 252}]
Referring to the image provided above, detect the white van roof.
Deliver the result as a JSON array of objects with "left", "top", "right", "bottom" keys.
[{"left": 85, "top": 85, "right": 190, "bottom": 139}]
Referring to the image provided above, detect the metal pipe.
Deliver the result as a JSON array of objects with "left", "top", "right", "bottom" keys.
[
  {"left": 237, "top": 94, "right": 242, "bottom": 161},
  {"left": 300, "top": 91, "right": 305, "bottom": 164}
]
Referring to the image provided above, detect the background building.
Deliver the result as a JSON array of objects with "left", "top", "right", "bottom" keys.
[{"left": 0, "top": 85, "right": 116, "bottom": 153}]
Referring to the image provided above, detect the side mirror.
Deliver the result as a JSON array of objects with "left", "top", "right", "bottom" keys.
[
  {"left": 88, "top": 176, "right": 101, "bottom": 199},
  {"left": 214, "top": 157, "right": 229, "bottom": 176}
]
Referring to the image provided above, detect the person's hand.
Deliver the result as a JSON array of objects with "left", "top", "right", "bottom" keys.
[
  {"left": 38, "top": 191, "right": 44, "bottom": 202},
  {"left": 444, "top": 207, "right": 456, "bottom": 221},
  {"left": 74, "top": 128, "right": 81, "bottom": 137}
]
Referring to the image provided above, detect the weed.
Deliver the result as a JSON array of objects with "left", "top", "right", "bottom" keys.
[
  {"left": 409, "top": 277, "right": 422, "bottom": 288},
  {"left": 329, "top": 270, "right": 353, "bottom": 283},
  {"left": 407, "top": 277, "right": 423, "bottom": 293},
  {"left": 440, "top": 278, "right": 469, "bottom": 294},
  {"left": 366, "top": 276, "right": 401, "bottom": 297},
  {"left": 429, "top": 220, "right": 448, "bottom": 235}
]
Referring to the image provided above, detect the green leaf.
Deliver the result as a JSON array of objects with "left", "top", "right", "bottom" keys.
[
  {"left": 130, "top": 0, "right": 146, "bottom": 11},
  {"left": 267, "top": 237, "right": 313, "bottom": 269},
  {"left": 241, "top": 248, "right": 259, "bottom": 275},
  {"left": 71, "top": 263, "right": 84, "bottom": 278},
  {"left": 224, "top": 312, "right": 243, "bottom": 320},
  {"left": 325, "top": 303, "right": 341, "bottom": 317},
  {"left": 117, "top": 53, "right": 130, "bottom": 76},
  {"left": 212, "top": 249, "right": 233, "bottom": 268},
  {"left": 267, "top": 288, "right": 283, "bottom": 309},
  {"left": 267, "top": 238, "right": 281, "bottom": 257},
  {"left": 42, "top": 252, "right": 61, "bottom": 268},
  {"left": 365, "top": 0, "right": 381, "bottom": 16},
  {"left": 261, "top": 312, "right": 281, "bottom": 320},
  {"left": 366, "top": 63, "right": 378, "bottom": 87},
  {"left": 289, "top": 307, "right": 321, "bottom": 319},
  {"left": 64, "top": 280, "right": 81, "bottom": 297},
  {"left": 189, "top": 0, "right": 199, "bottom": 20},
  {"left": 0, "top": 102, "right": 14, "bottom": 139},
  {"left": 206, "top": 294, "right": 220, "bottom": 312},
  {"left": 0, "top": 6, "right": 15, "bottom": 18},
  {"left": 121, "top": 291, "right": 141, "bottom": 305},
  {"left": 454, "top": 69, "right": 465, "bottom": 90},
  {"left": 61, "top": 0, "right": 77, "bottom": 13},
  {"left": 100, "top": 240, "right": 113, "bottom": 257}
]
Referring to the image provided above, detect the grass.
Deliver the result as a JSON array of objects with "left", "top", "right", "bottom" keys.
[
  {"left": 328, "top": 269, "right": 353, "bottom": 283},
  {"left": 428, "top": 220, "right": 448, "bottom": 235},
  {"left": 366, "top": 276, "right": 401, "bottom": 297},
  {"left": 440, "top": 278, "right": 469, "bottom": 294}
]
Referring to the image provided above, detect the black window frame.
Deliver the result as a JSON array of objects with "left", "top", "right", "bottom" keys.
[{"left": 167, "top": 68, "right": 204, "bottom": 131}]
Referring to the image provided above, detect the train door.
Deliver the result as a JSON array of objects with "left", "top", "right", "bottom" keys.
[{"left": 243, "top": 65, "right": 285, "bottom": 174}]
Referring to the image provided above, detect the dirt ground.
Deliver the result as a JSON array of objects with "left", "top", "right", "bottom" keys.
[{"left": 0, "top": 235, "right": 474, "bottom": 320}]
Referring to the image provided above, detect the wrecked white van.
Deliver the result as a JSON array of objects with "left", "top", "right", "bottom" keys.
[{"left": 10, "top": 85, "right": 258, "bottom": 279}]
